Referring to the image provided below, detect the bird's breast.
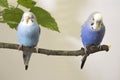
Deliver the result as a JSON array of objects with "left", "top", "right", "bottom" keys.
[
  {"left": 81, "top": 23, "right": 105, "bottom": 47},
  {"left": 17, "top": 24, "right": 40, "bottom": 47}
]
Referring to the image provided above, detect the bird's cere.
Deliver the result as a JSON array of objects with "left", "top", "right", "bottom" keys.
[{"left": 94, "top": 13, "right": 102, "bottom": 21}]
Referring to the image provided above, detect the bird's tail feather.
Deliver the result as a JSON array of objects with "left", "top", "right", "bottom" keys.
[
  {"left": 81, "top": 55, "right": 88, "bottom": 69},
  {"left": 23, "top": 50, "right": 32, "bottom": 70}
]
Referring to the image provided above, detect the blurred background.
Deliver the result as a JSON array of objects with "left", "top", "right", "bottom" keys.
[{"left": 0, "top": 0, "right": 120, "bottom": 80}]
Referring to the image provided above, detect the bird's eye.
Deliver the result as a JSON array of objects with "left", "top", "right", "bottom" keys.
[
  {"left": 90, "top": 17, "right": 94, "bottom": 26},
  {"left": 91, "top": 22, "right": 94, "bottom": 26}
]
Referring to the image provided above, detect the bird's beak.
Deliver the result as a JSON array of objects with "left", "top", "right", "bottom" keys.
[
  {"left": 26, "top": 17, "right": 30, "bottom": 23},
  {"left": 96, "top": 20, "right": 101, "bottom": 28}
]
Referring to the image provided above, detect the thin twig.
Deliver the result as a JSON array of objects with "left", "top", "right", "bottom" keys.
[{"left": 0, "top": 42, "right": 109, "bottom": 56}]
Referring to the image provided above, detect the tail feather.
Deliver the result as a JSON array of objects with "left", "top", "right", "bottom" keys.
[
  {"left": 81, "top": 55, "right": 88, "bottom": 69},
  {"left": 23, "top": 50, "right": 32, "bottom": 70},
  {"left": 25, "top": 65, "right": 28, "bottom": 70}
]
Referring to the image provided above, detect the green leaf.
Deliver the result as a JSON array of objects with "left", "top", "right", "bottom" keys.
[
  {"left": 0, "top": 0, "right": 8, "bottom": 8},
  {"left": 17, "top": 0, "right": 36, "bottom": 8},
  {"left": 30, "top": 7, "right": 59, "bottom": 32},
  {"left": 3, "top": 8, "right": 24, "bottom": 29}
]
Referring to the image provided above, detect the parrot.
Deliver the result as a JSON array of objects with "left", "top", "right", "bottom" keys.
[
  {"left": 17, "top": 12, "right": 40, "bottom": 70},
  {"left": 81, "top": 12, "right": 105, "bottom": 69}
]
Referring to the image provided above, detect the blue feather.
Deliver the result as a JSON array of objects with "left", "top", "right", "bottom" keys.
[
  {"left": 17, "top": 23, "right": 40, "bottom": 47},
  {"left": 17, "top": 12, "right": 40, "bottom": 70},
  {"left": 81, "top": 22, "right": 105, "bottom": 47},
  {"left": 80, "top": 12, "right": 105, "bottom": 69}
]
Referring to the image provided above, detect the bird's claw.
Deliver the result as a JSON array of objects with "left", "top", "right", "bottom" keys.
[
  {"left": 18, "top": 45, "right": 23, "bottom": 50},
  {"left": 98, "top": 45, "right": 102, "bottom": 50},
  {"left": 35, "top": 47, "right": 39, "bottom": 53}
]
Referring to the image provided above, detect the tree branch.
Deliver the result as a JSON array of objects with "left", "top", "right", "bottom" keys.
[{"left": 0, "top": 42, "right": 109, "bottom": 56}]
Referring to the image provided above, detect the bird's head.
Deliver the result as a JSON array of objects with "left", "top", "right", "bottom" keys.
[
  {"left": 21, "top": 12, "right": 37, "bottom": 25},
  {"left": 89, "top": 12, "right": 103, "bottom": 31}
]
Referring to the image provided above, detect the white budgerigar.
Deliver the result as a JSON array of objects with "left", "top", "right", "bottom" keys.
[{"left": 17, "top": 12, "right": 40, "bottom": 70}]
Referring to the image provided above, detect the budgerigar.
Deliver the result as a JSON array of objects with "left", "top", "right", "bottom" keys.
[
  {"left": 17, "top": 12, "right": 40, "bottom": 70},
  {"left": 81, "top": 12, "right": 105, "bottom": 69}
]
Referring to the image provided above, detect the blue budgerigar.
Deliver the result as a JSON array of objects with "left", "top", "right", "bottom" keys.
[
  {"left": 81, "top": 12, "right": 105, "bottom": 69},
  {"left": 17, "top": 12, "right": 40, "bottom": 70}
]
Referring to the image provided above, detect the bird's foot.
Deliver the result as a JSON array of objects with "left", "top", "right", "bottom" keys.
[
  {"left": 97, "top": 45, "right": 102, "bottom": 50},
  {"left": 18, "top": 44, "right": 23, "bottom": 50},
  {"left": 35, "top": 47, "right": 39, "bottom": 53}
]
